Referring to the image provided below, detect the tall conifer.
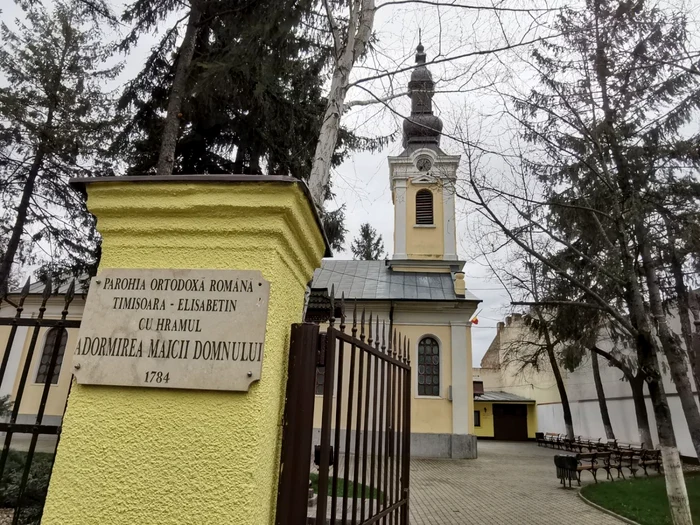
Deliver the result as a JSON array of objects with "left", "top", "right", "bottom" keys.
[{"left": 0, "top": 0, "right": 119, "bottom": 294}]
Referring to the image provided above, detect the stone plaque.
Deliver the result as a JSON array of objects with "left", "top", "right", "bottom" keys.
[{"left": 73, "top": 269, "right": 270, "bottom": 391}]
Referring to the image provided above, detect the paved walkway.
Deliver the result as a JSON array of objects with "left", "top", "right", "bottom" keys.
[{"left": 409, "top": 440, "right": 623, "bottom": 525}]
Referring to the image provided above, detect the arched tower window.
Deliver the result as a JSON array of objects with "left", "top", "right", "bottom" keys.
[
  {"left": 415, "top": 189, "right": 433, "bottom": 225},
  {"left": 35, "top": 327, "right": 68, "bottom": 384},
  {"left": 417, "top": 337, "right": 440, "bottom": 396}
]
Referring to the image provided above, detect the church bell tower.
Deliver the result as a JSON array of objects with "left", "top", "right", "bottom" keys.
[{"left": 388, "top": 43, "right": 461, "bottom": 267}]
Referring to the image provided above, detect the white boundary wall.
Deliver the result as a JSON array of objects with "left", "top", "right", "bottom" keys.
[{"left": 538, "top": 395, "right": 696, "bottom": 458}]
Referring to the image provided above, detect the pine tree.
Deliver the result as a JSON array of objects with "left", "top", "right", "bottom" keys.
[
  {"left": 351, "top": 223, "right": 385, "bottom": 261},
  {"left": 112, "top": 0, "right": 391, "bottom": 249},
  {"left": 511, "top": 0, "right": 700, "bottom": 519},
  {"left": 0, "top": 0, "right": 120, "bottom": 295}
]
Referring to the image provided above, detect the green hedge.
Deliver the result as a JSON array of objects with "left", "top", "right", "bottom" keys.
[{"left": 0, "top": 450, "right": 55, "bottom": 525}]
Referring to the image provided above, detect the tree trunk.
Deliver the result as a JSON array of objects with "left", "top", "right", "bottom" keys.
[
  {"left": 0, "top": 148, "right": 46, "bottom": 296},
  {"left": 646, "top": 353, "right": 693, "bottom": 525},
  {"left": 637, "top": 225, "right": 700, "bottom": 460},
  {"left": 591, "top": 349, "right": 615, "bottom": 440},
  {"left": 308, "top": 0, "right": 375, "bottom": 207},
  {"left": 308, "top": 51, "right": 350, "bottom": 207},
  {"left": 592, "top": 7, "right": 691, "bottom": 513},
  {"left": 630, "top": 376, "right": 653, "bottom": 448},
  {"left": 545, "top": 343, "right": 574, "bottom": 439},
  {"left": 156, "top": 1, "right": 201, "bottom": 176},
  {"left": 667, "top": 223, "right": 700, "bottom": 393}
]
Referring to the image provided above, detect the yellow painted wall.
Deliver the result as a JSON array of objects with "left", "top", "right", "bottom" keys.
[
  {"left": 311, "top": 321, "right": 454, "bottom": 435},
  {"left": 405, "top": 324, "right": 452, "bottom": 434},
  {"left": 405, "top": 181, "right": 444, "bottom": 259},
  {"left": 527, "top": 404, "right": 537, "bottom": 439},
  {"left": 43, "top": 180, "right": 326, "bottom": 525},
  {"left": 471, "top": 401, "right": 536, "bottom": 439},
  {"left": 473, "top": 402, "right": 494, "bottom": 437}
]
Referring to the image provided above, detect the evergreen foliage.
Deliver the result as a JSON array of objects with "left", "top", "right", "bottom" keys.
[
  {"left": 499, "top": 0, "right": 700, "bottom": 512},
  {"left": 351, "top": 223, "right": 385, "bottom": 260},
  {"left": 0, "top": 0, "right": 120, "bottom": 294},
  {"left": 111, "top": 0, "right": 392, "bottom": 248}
]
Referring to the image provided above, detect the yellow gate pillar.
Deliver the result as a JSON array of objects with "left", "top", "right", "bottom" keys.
[{"left": 42, "top": 175, "right": 328, "bottom": 525}]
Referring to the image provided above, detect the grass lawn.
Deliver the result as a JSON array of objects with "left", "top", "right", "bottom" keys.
[
  {"left": 309, "top": 472, "right": 383, "bottom": 500},
  {"left": 581, "top": 472, "right": 700, "bottom": 525}
]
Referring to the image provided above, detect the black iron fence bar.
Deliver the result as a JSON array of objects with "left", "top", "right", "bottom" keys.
[
  {"left": 394, "top": 334, "right": 404, "bottom": 520},
  {"left": 0, "top": 319, "right": 82, "bottom": 329},
  {"left": 389, "top": 333, "right": 397, "bottom": 525},
  {"left": 401, "top": 338, "right": 412, "bottom": 524},
  {"left": 0, "top": 424, "right": 60, "bottom": 434},
  {"left": 330, "top": 317, "right": 345, "bottom": 522},
  {"left": 368, "top": 316, "right": 378, "bottom": 519},
  {"left": 275, "top": 323, "right": 319, "bottom": 525},
  {"left": 389, "top": 328, "right": 401, "bottom": 522},
  {"left": 331, "top": 330, "right": 408, "bottom": 370},
  {"left": 375, "top": 318, "right": 385, "bottom": 520},
  {"left": 0, "top": 281, "right": 31, "bottom": 387},
  {"left": 361, "top": 499, "right": 407, "bottom": 525},
  {"left": 341, "top": 317, "right": 356, "bottom": 524},
  {"left": 382, "top": 322, "right": 391, "bottom": 521},
  {"left": 351, "top": 322, "right": 366, "bottom": 525},
  {"left": 360, "top": 311, "right": 372, "bottom": 523},
  {"left": 316, "top": 320, "right": 338, "bottom": 525},
  {"left": 0, "top": 283, "right": 53, "bottom": 477},
  {"left": 14, "top": 282, "right": 75, "bottom": 525}
]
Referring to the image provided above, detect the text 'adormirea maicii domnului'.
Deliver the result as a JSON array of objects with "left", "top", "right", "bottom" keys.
[{"left": 75, "top": 275, "right": 264, "bottom": 364}]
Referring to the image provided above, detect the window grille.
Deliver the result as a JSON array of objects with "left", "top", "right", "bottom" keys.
[
  {"left": 417, "top": 336, "right": 440, "bottom": 396},
  {"left": 415, "top": 189, "right": 433, "bottom": 225},
  {"left": 36, "top": 327, "right": 68, "bottom": 384}
]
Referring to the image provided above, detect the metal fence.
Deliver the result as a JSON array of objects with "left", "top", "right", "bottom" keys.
[
  {"left": 0, "top": 279, "right": 79, "bottom": 524},
  {"left": 277, "top": 290, "right": 411, "bottom": 525}
]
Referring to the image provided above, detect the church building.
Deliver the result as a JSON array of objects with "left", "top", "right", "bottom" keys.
[{"left": 307, "top": 44, "right": 481, "bottom": 458}]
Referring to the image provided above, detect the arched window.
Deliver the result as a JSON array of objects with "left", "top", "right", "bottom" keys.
[
  {"left": 35, "top": 327, "right": 68, "bottom": 385},
  {"left": 417, "top": 337, "right": 440, "bottom": 396},
  {"left": 415, "top": 189, "right": 433, "bottom": 225}
]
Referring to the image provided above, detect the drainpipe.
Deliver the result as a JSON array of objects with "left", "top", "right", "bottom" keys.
[{"left": 389, "top": 301, "right": 395, "bottom": 337}]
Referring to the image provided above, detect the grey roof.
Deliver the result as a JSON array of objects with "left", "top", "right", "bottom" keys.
[
  {"left": 311, "top": 260, "right": 480, "bottom": 302},
  {"left": 474, "top": 391, "right": 535, "bottom": 403}
]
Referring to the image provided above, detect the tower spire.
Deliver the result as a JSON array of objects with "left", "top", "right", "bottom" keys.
[{"left": 402, "top": 43, "right": 442, "bottom": 148}]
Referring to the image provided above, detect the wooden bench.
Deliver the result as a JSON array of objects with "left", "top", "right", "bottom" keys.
[
  {"left": 544, "top": 432, "right": 561, "bottom": 448},
  {"left": 602, "top": 449, "right": 625, "bottom": 480},
  {"left": 604, "top": 438, "right": 618, "bottom": 450},
  {"left": 617, "top": 441, "right": 643, "bottom": 451},
  {"left": 576, "top": 452, "right": 609, "bottom": 484},
  {"left": 640, "top": 449, "right": 662, "bottom": 476},
  {"left": 561, "top": 435, "right": 578, "bottom": 451},
  {"left": 619, "top": 449, "right": 641, "bottom": 477},
  {"left": 580, "top": 437, "right": 602, "bottom": 452}
]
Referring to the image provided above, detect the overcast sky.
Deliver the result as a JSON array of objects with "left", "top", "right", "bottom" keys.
[{"left": 0, "top": 0, "right": 548, "bottom": 365}]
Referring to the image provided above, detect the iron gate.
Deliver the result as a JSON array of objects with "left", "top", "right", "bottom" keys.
[
  {"left": 277, "top": 292, "right": 411, "bottom": 525},
  {"left": 0, "top": 279, "right": 79, "bottom": 524}
]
